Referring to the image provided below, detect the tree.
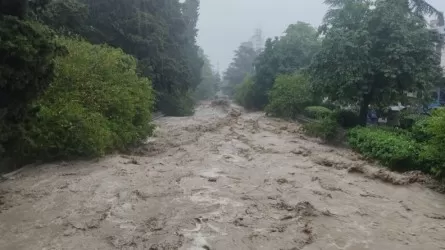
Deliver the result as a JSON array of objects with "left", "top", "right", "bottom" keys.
[
  {"left": 223, "top": 41, "right": 258, "bottom": 96},
  {"left": 39, "top": 0, "right": 89, "bottom": 35},
  {"left": 54, "top": 0, "right": 203, "bottom": 115},
  {"left": 0, "top": 1, "right": 59, "bottom": 155},
  {"left": 265, "top": 74, "right": 317, "bottom": 119},
  {"left": 194, "top": 49, "right": 220, "bottom": 100},
  {"left": 252, "top": 22, "right": 320, "bottom": 109},
  {"left": 408, "top": 0, "right": 444, "bottom": 63},
  {"left": 251, "top": 38, "right": 280, "bottom": 108},
  {"left": 311, "top": 0, "right": 443, "bottom": 126}
]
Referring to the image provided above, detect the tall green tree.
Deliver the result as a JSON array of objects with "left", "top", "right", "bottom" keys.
[
  {"left": 223, "top": 41, "right": 258, "bottom": 96},
  {"left": 39, "top": 0, "right": 89, "bottom": 35},
  {"left": 0, "top": 0, "right": 59, "bottom": 155},
  {"left": 252, "top": 22, "right": 320, "bottom": 109},
  {"left": 311, "top": 0, "right": 443, "bottom": 126}
]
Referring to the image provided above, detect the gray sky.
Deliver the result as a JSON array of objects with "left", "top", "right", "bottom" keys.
[{"left": 197, "top": 0, "right": 445, "bottom": 73}]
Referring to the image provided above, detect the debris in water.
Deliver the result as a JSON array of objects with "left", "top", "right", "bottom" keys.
[
  {"left": 399, "top": 201, "right": 412, "bottom": 212},
  {"left": 276, "top": 178, "right": 289, "bottom": 185},
  {"left": 424, "top": 213, "right": 445, "bottom": 220},
  {"left": 208, "top": 177, "right": 218, "bottom": 182},
  {"left": 126, "top": 158, "right": 140, "bottom": 165},
  {"left": 348, "top": 165, "right": 365, "bottom": 174}
]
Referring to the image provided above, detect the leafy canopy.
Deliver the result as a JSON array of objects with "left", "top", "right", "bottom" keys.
[
  {"left": 265, "top": 74, "right": 317, "bottom": 119},
  {"left": 253, "top": 22, "right": 320, "bottom": 109},
  {"left": 14, "top": 38, "right": 155, "bottom": 160},
  {"left": 311, "top": 0, "right": 443, "bottom": 125}
]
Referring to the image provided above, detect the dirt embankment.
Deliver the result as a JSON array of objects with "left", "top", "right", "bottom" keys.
[{"left": 0, "top": 103, "right": 445, "bottom": 250}]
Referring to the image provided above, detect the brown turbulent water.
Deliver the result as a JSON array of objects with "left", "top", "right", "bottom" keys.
[{"left": 0, "top": 102, "right": 444, "bottom": 250}]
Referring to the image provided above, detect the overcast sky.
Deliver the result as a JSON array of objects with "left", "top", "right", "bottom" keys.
[{"left": 197, "top": 0, "right": 445, "bottom": 73}]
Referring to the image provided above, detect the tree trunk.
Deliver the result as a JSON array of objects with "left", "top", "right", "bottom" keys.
[{"left": 358, "top": 94, "right": 371, "bottom": 127}]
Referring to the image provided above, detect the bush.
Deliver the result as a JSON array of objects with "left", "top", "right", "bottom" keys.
[
  {"left": 334, "top": 109, "right": 360, "bottom": 128},
  {"left": 235, "top": 75, "right": 257, "bottom": 110},
  {"left": 347, "top": 127, "right": 421, "bottom": 171},
  {"left": 303, "top": 115, "right": 339, "bottom": 141},
  {"left": 304, "top": 106, "right": 333, "bottom": 119},
  {"left": 12, "top": 37, "right": 154, "bottom": 160},
  {"left": 417, "top": 108, "right": 445, "bottom": 177},
  {"left": 265, "top": 74, "right": 316, "bottom": 119},
  {"left": 411, "top": 118, "right": 432, "bottom": 142}
]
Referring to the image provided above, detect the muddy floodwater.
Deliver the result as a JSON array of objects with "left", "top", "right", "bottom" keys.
[{"left": 1, "top": 103, "right": 445, "bottom": 250}]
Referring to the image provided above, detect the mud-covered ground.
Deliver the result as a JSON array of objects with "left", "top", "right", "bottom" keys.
[{"left": 1, "top": 103, "right": 445, "bottom": 250}]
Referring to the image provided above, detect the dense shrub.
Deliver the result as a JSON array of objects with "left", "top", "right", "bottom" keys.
[
  {"left": 348, "top": 127, "right": 421, "bottom": 171},
  {"left": 265, "top": 74, "right": 316, "bottom": 119},
  {"left": 334, "top": 109, "right": 360, "bottom": 128},
  {"left": 417, "top": 108, "right": 445, "bottom": 177},
  {"left": 234, "top": 75, "right": 257, "bottom": 110},
  {"left": 411, "top": 118, "right": 432, "bottom": 142},
  {"left": 12, "top": 38, "right": 154, "bottom": 160},
  {"left": 303, "top": 114, "right": 339, "bottom": 141},
  {"left": 304, "top": 106, "right": 332, "bottom": 119}
]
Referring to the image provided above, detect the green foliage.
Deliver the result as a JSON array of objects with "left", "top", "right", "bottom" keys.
[
  {"left": 334, "top": 109, "right": 360, "bottom": 128},
  {"left": 348, "top": 127, "right": 421, "bottom": 171},
  {"left": 304, "top": 106, "right": 332, "bottom": 120},
  {"left": 17, "top": 103, "right": 113, "bottom": 158},
  {"left": 253, "top": 22, "right": 320, "bottom": 109},
  {"left": 411, "top": 118, "right": 432, "bottom": 142},
  {"left": 45, "top": 0, "right": 203, "bottom": 116},
  {"left": 0, "top": 16, "right": 58, "bottom": 119},
  {"left": 0, "top": 16, "right": 59, "bottom": 154},
  {"left": 417, "top": 108, "right": 445, "bottom": 177},
  {"left": 311, "top": 0, "right": 443, "bottom": 126},
  {"left": 39, "top": 0, "right": 89, "bottom": 35},
  {"left": 12, "top": 38, "right": 154, "bottom": 160},
  {"left": 266, "top": 74, "right": 316, "bottom": 119},
  {"left": 303, "top": 114, "right": 339, "bottom": 141},
  {"left": 223, "top": 41, "right": 258, "bottom": 96},
  {"left": 346, "top": 109, "right": 445, "bottom": 177},
  {"left": 159, "top": 91, "right": 195, "bottom": 117},
  {"left": 398, "top": 110, "right": 428, "bottom": 130},
  {"left": 234, "top": 75, "right": 256, "bottom": 110}
]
